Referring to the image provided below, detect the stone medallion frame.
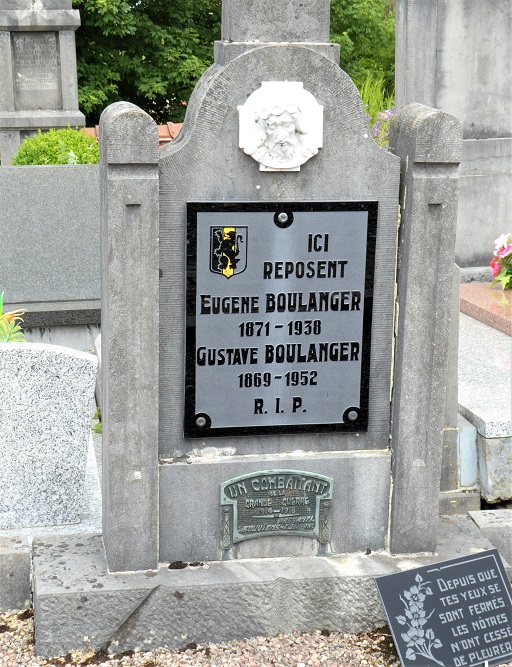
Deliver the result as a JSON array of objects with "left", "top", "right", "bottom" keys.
[{"left": 238, "top": 81, "right": 323, "bottom": 171}]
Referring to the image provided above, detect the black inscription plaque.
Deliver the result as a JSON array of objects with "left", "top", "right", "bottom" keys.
[
  {"left": 376, "top": 550, "right": 512, "bottom": 667},
  {"left": 185, "top": 202, "right": 377, "bottom": 437},
  {"left": 220, "top": 470, "right": 333, "bottom": 548}
]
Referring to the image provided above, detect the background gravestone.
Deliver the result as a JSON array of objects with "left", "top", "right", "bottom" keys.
[
  {"left": 395, "top": 0, "right": 512, "bottom": 269},
  {"left": 0, "top": 0, "right": 84, "bottom": 165},
  {"left": 0, "top": 343, "right": 97, "bottom": 528}
]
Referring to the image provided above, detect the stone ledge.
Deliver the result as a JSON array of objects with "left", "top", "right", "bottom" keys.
[
  {"left": 458, "top": 313, "right": 512, "bottom": 439},
  {"left": 32, "top": 515, "right": 507, "bottom": 658},
  {"left": 460, "top": 283, "right": 512, "bottom": 336},
  {"left": 4, "top": 301, "right": 101, "bottom": 328},
  {"left": 0, "top": 9, "right": 80, "bottom": 30},
  {"left": 0, "top": 111, "right": 85, "bottom": 128},
  {"left": 214, "top": 40, "right": 340, "bottom": 66},
  {"left": 460, "top": 267, "right": 493, "bottom": 284}
]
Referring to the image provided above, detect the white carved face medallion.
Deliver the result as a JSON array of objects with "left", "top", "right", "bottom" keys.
[{"left": 238, "top": 81, "right": 323, "bottom": 172}]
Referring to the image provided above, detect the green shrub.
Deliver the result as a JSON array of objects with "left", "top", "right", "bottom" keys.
[
  {"left": 11, "top": 128, "right": 99, "bottom": 165},
  {"left": 358, "top": 73, "right": 395, "bottom": 148},
  {"left": 331, "top": 0, "right": 396, "bottom": 96},
  {"left": 358, "top": 73, "right": 394, "bottom": 126}
]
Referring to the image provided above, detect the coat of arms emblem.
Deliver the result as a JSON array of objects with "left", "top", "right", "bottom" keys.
[{"left": 210, "top": 226, "right": 247, "bottom": 278}]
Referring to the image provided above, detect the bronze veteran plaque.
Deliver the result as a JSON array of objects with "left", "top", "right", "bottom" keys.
[{"left": 220, "top": 470, "right": 333, "bottom": 549}]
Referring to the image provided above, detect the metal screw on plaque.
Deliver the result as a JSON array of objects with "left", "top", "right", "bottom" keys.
[
  {"left": 274, "top": 210, "right": 294, "bottom": 228},
  {"left": 196, "top": 416, "right": 207, "bottom": 428},
  {"left": 347, "top": 410, "right": 358, "bottom": 422}
]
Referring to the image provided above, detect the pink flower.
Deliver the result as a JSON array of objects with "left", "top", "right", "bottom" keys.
[
  {"left": 497, "top": 244, "right": 512, "bottom": 259},
  {"left": 490, "top": 256, "right": 502, "bottom": 277},
  {"left": 494, "top": 233, "right": 512, "bottom": 253}
]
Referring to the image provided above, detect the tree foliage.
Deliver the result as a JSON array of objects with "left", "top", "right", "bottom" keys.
[
  {"left": 73, "top": 0, "right": 221, "bottom": 125},
  {"left": 73, "top": 0, "right": 394, "bottom": 126},
  {"left": 330, "top": 0, "right": 395, "bottom": 93}
]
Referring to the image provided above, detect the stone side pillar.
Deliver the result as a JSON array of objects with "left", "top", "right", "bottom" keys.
[
  {"left": 0, "top": 0, "right": 85, "bottom": 165},
  {"left": 439, "top": 265, "right": 460, "bottom": 492},
  {"left": 388, "top": 103, "right": 462, "bottom": 554},
  {"left": 100, "top": 102, "right": 160, "bottom": 572}
]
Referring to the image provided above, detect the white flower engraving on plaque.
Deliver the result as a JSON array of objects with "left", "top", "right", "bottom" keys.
[{"left": 238, "top": 81, "right": 323, "bottom": 172}]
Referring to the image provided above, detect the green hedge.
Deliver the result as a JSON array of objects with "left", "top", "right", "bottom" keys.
[{"left": 11, "top": 128, "right": 99, "bottom": 165}]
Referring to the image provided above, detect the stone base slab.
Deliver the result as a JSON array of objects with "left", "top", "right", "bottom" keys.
[
  {"left": 469, "top": 510, "right": 512, "bottom": 567},
  {"left": 32, "top": 515, "right": 507, "bottom": 658},
  {"left": 478, "top": 434, "right": 512, "bottom": 503},
  {"left": 439, "top": 490, "right": 481, "bottom": 515},
  {"left": 0, "top": 537, "right": 31, "bottom": 612}
]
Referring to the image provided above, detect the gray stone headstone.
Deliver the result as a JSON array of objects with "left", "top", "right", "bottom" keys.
[
  {"left": 215, "top": 0, "right": 339, "bottom": 64},
  {"left": 98, "top": 0, "right": 461, "bottom": 570},
  {"left": 0, "top": 343, "right": 97, "bottom": 528},
  {"left": 156, "top": 38, "right": 400, "bottom": 561},
  {"left": 32, "top": 0, "right": 471, "bottom": 657},
  {"left": 221, "top": 0, "right": 331, "bottom": 42},
  {"left": 0, "top": 164, "right": 100, "bottom": 305},
  {"left": 0, "top": 0, "right": 84, "bottom": 164}
]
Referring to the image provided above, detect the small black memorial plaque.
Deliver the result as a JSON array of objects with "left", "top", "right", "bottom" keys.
[
  {"left": 376, "top": 550, "right": 512, "bottom": 667},
  {"left": 185, "top": 202, "right": 377, "bottom": 437},
  {"left": 220, "top": 469, "right": 333, "bottom": 549}
]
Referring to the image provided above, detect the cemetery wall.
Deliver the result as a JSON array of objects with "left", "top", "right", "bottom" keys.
[{"left": 0, "top": 164, "right": 100, "bottom": 343}]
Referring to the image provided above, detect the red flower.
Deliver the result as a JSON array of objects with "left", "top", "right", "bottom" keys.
[{"left": 490, "top": 256, "right": 502, "bottom": 277}]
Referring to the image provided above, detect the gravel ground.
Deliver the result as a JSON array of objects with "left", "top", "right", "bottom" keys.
[
  {"left": 2, "top": 610, "right": 512, "bottom": 667},
  {"left": 0, "top": 610, "right": 400, "bottom": 667}
]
